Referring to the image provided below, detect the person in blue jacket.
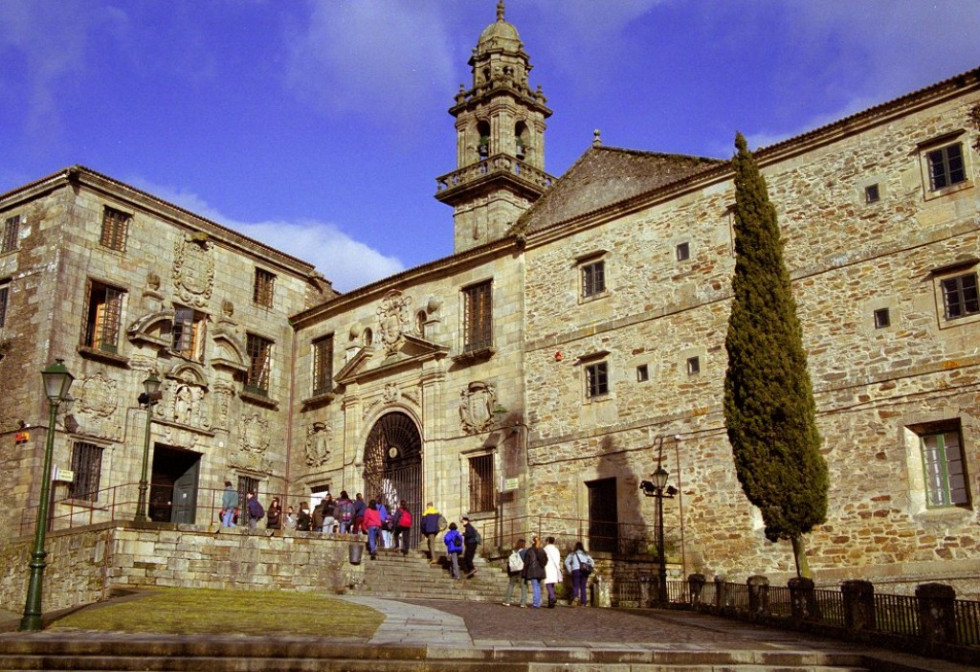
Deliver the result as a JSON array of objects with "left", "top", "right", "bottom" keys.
[{"left": 443, "top": 522, "right": 463, "bottom": 580}]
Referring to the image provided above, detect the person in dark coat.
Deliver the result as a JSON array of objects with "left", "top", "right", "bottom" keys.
[
  {"left": 522, "top": 536, "right": 547, "bottom": 608},
  {"left": 461, "top": 516, "right": 480, "bottom": 577},
  {"left": 266, "top": 497, "right": 282, "bottom": 530}
]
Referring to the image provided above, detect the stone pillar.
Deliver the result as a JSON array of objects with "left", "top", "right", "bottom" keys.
[
  {"left": 639, "top": 576, "right": 651, "bottom": 607},
  {"left": 688, "top": 573, "right": 706, "bottom": 606},
  {"left": 714, "top": 575, "right": 729, "bottom": 610},
  {"left": 788, "top": 577, "right": 819, "bottom": 621},
  {"left": 747, "top": 575, "right": 770, "bottom": 617},
  {"left": 594, "top": 574, "right": 612, "bottom": 608},
  {"left": 916, "top": 583, "right": 957, "bottom": 647},
  {"left": 841, "top": 579, "right": 876, "bottom": 631}
]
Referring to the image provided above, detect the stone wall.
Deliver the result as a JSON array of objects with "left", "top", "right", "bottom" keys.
[{"left": 0, "top": 524, "right": 363, "bottom": 615}]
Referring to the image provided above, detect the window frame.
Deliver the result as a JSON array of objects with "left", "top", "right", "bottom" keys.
[
  {"left": 172, "top": 304, "right": 207, "bottom": 361},
  {"left": 919, "top": 427, "right": 970, "bottom": 509},
  {"left": 0, "top": 280, "right": 8, "bottom": 329},
  {"left": 2, "top": 215, "right": 20, "bottom": 254},
  {"left": 253, "top": 268, "right": 276, "bottom": 308},
  {"left": 580, "top": 259, "right": 606, "bottom": 298},
  {"left": 940, "top": 272, "right": 980, "bottom": 320},
  {"left": 468, "top": 453, "right": 496, "bottom": 513},
  {"left": 83, "top": 280, "right": 125, "bottom": 353},
  {"left": 585, "top": 361, "right": 609, "bottom": 399},
  {"left": 462, "top": 280, "right": 493, "bottom": 352},
  {"left": 311, "top": 334, "right": 334, "bottom": 396},
  {"left": 245, "top": 333, "right": 274, "bottom": 394},
  {"left": 70, "top": 441, "right": 104, "bottom": 502},
  {"left": 100, "top": 206, "right": 130, "bottom": 252},
  {"left": 926, "top": 142, "right": 966, "bottom": 191}
]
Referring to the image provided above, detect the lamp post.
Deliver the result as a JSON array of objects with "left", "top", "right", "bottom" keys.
[
  {"left": 20, "top": 359, "right": 74, "bottom": 631},
  {"left": 135, "top": 373, "right": 162, "bottom": 523},
  {"left": 640, "top": 465, "right": 676, "bottom": 605}
]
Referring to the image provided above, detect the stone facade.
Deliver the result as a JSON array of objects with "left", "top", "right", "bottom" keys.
[{"left": 1, "top": 4, "right": 978, "bottom": 612}]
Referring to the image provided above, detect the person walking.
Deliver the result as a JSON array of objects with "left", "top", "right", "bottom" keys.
[
  {"left": 443, "top": 522, "right": 463, "bottom": 579},
  {"left": 363, "top": 499, "right": 382, "bottom": 559},
  {"left": 321, "top": 494, "right": 337, "bottom": 534},
  {"left": 543, "top": 536, "right": 562, "bottom": 608},
  {"left": 266, "top": 497, "right": 282, "bottom": 531},
  {"left": 352, "top": 493, "right": 367, "bottom": 534},
  {"left": 220, "top": 481, "right": 238, "bottom": 527},
  {"left": 420, "top": 502, "right": 443, "bottom": 562},
  {"left": 393, "top": 500, "right": 413, "bottom": 555},
  {"left": 522, "top": 536, "right": 547, "bottom": 608},
  {"left": 245, "top": 491, "right": 264, "bottom": 532},
  {"left": 503, "top": 538, "right": 528, "bottom": 607},
  {"left": 377, "top": 496, "right": 392, "bottom": 549},
  {"left": 563, "top": 541, "right": 594, "bottom": 607},
  {"left": 335, "top": 491, "right": 355, "bottom": 533},
  {"left": 461, "top": 517, "right": 481, "bottom": 577}
]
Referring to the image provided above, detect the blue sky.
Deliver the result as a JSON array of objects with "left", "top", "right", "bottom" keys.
[{"left": 2, "top": 0, "right": 978, "bottom": 292}]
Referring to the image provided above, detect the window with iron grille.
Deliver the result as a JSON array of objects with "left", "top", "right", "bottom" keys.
[
  {"left": 172, "top": 305, "right": 206, "bottom": 361},
  {"left": 581, "top": 260, "right": 605, "bottom": 298},
  {"left": 918, "top": 425, "right": 970, "bottom": 509},
  {"left": 586, "top": 361, "right": 609, "bottom": 398},
  {"left": 926, "top": 143, "right": 966, "bottom": 191},
  {"left": 238, "top": 475, "right": 259, "bottom": 514},
  {"left": 312, "top": 334, "right": 333, "bottom": 395},
  {"left": 940, "top": 272, "right": 980, "bottom": 319},
  {"left": 100, "top": 207, "right": 130, "bottom": 251},
  {"left": 70, "top": 442, "right": 103, "bottom": 502},
  {"left": 253, "top": 268, "right": 276, "bottom": 308},
  {"left": 463, "top": 280, "right": 492, "bottom": 351},
  {"left": 468, "top": 454, "right": 495, "bottom": 513},
  {"left": 2, "top": 215, "right": 20, "bottom": 254},
  {"left": 0, "top": 280, "right": 8, "bottom": 329},
  {"left": 245, "top": 333, "right": 273, "bottom": 393},
  {"left": 83, "top": 281, "right": 125, "bottom": 352}
]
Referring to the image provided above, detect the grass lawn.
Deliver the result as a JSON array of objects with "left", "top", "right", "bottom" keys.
[{"left": 47, "top": 587, "right": 384, "bottom": 637}]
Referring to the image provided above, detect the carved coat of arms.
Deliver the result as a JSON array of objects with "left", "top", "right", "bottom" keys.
[
  {"left": 173, "top": 236, "right": 215, "bottom": 307},
  {"left": 306, "top": 421, "right": 331, "bottom": 467},
  {"left": 377, "top": 290, "right": 412, "bottom": 355},
  {"left": 459, "top": 381, "right": 497, "bottom": 434}
]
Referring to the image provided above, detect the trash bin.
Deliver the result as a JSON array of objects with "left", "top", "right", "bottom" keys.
[{"left": 349, "top": 542, "right": 364, "bottom": 565}]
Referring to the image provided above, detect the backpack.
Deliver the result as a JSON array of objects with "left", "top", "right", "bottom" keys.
[
  {"left": 508, "top": 549, "right": 524, "bottom": 573},
  {"left": 578, "top": 551, "right": 593, "bottom": 576},
  {"left": 473, "top": 529, "right": 482, "bottom": 544},
  {"left": 250, "top": 499, "right": 264, "bottom": 520}
]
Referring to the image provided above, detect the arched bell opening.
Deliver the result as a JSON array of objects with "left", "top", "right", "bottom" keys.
[{"left": 362, "top": 411, "right": 423, "bottom": 549}]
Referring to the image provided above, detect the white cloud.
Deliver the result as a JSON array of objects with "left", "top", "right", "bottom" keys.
[{"left": 128, "top": 178, "right": 404, "bottom": 293}]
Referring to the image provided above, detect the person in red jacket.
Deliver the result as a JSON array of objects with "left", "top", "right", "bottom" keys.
[
  {"left": 363, "top": 499, "right": 382, "bottom": 559},
  {"left": 393, "top": 500, "right": 413, "bottom": 555}
]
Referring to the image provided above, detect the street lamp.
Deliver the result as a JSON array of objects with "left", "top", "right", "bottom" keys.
[
  {"left": 135, "top": 373, "right": 162, "bottom": 523},
  {"left": 21, "top": 359, "right": 74, "bottom": 631},
  {"left": 640, "top": 465, "right": 677, "bottom": 604}
]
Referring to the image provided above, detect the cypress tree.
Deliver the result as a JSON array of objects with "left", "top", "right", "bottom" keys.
[{"left": 723, "top": 132, "right": 828, "bottom": 578}]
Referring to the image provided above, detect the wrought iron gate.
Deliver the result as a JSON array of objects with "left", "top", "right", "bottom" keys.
[{"left": 363, "top": 412, "right": 423, "bottom": 549}]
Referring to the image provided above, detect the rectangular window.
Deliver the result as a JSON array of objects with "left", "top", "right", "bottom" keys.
[
  {"left": 581, "top": 260, "right": 606, "bottom": 297},
  {"left": 245, "top": 333, "right": 273, "bottom": 394},
  {"left": 70, "top": 442, "right": 103, "bottom": 502},
  {"left": 873, "top": 307, "right": 891, "bottom": 329},
  {"left": 0, "top": 280, "right": 8, "bottom": 329},
  {"left": 2, "top": 215, "right": 20, "bottom": 253},
  {"left": 312, "top": 334, "right": 334, "bottom": 395},
  {"left": 636, "top": 364, "right": 649, "bottom": 382},
  {"left": 687, "top": 356, "right": 701, "bottom": 376},
  {"left": 253, "top": 268, "right": 276, "bottom": 308},
  {"left": 864, "top": 184, "right": 880, "bottom": 203},
  {"left": 468, "top": 454, "right": 495, "bottom": 513},
  {"left": 586, "top": 361, "right": 609, "bottom": 398},
  {"left": 84, "top": 281, "right": 124, "bottom": 352},
  {"left": 676, "top": 242, "right": 691, "bottom": 261},
  {"left": 238, "top": 475, "right": 259, "bottom": 514},
  {"left": 920, "top": 428, "right": 970, "bottom": 508},
  {"left": 463, "top": 280, "right": 493, "bottom": 351},
  {"left": 940, "top": 273, "right": 980, "bottom": 319},
  {"left": 100, "top": 207, "right": 130, "bottom": 251},
  {"left": 172, "top": 305, "right": 206, "bottom": 361},
  {"left": 927, "top": 143, "right": 966, "bottom": 191}
]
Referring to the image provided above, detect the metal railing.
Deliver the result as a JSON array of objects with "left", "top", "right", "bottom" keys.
[{"left": 481, "top": 514, "right": 670, "bottom": 559}]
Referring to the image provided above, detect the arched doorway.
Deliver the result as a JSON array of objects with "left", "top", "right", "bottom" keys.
[{"left": 363, "top": 412, "right": 422, "bottom": 549}]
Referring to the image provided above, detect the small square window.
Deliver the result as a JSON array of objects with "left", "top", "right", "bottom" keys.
[
  {"left": 686, "top": 356, "right": 700, "bottom": 376},
  {"left": 864, "top": 184, "right": 880, "bottom": 203},
  {"left": 581, "top": 260, "right": 606, "bottom": 298},
  {"left": 873, "top": 307, "right": 890, "bottom": 329},
  {"left": 2, "top": 215, "right": 20, "bottom": 253},
  {"left": 926, "top": 143, "right": 966, "bottom": 191},
  {"left": 676, "top": 242, "right": 690, "bottom": 262},
  {"left": 586, "top": 361, "right": 609, "bottom": 398},
  {"left": 636, "top": 364, "right": 649, "bottom": 382}
]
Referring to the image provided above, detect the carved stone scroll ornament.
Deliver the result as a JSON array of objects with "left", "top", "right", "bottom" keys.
[
  {"left": 377, "top": 290, "right": 412, "bottom": 355},
  {"left": 172, "top": 235, "right": 215, "bottom": 308},
  {"left": 458, "top": 381, "right": 497, "bottom": 435},
  {"left": 305, "top": 421, "right": 331, "bottom": 467}
]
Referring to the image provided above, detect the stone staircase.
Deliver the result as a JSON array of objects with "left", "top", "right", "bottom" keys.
[{"left": 350, "top": 547, "right": 510, "bottom": 602}]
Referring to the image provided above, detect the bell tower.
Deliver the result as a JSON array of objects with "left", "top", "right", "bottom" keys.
[{"left": 435, "top": 1, "right": 554, "bottom": 253}]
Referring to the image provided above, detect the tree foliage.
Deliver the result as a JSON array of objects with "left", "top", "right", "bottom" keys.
[{"left": 724, "top": 133, "right": 828, "bottom": 575}]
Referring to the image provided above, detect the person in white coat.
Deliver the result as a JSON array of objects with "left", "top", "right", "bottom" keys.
[{"left": 543, "top": 536, "right": 562, "bottom": 608}]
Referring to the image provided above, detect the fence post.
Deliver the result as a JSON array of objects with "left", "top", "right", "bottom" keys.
[
  {"left": 788, "top": 577, "right": 818, "bottom": 621},
  {"left": 714, "top": 575, "right": 729, "bottom": 610},
  {"left": 747, "top": 575, "right": 770, "bottom": 617},
  {"left": 688, "top": 573, "right": 706, "bottom": 606},
  {"left": 915, "top": 582, "right": 957, "bottom": 648},
  {"left": 841, "top": 579, "right": 876, "bottom": 631}
]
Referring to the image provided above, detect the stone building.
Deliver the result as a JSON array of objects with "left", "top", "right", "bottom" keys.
[{"left": 1, "top": 3, "right": 978, "bottom": 599}]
